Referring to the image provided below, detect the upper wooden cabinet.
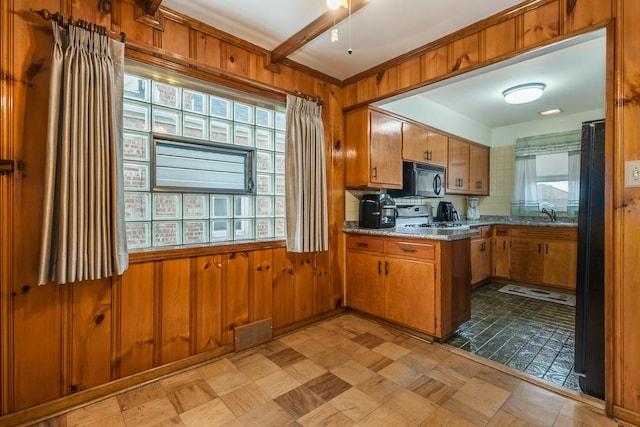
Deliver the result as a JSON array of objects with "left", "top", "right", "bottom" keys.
[
  {"left": 402, "top": 121, "right": 448, "bottom": 167},
  {"left": 447, "top": 137, "right": 490, "bottom": 196},
  {"left": 447, "top": 137, "right": 470, "bottom": 193},
  {"left": 469, "top": 144, "right": 490, "bottom": 194},
  {"left": 345, "top": 107, "right": 403, "bottom": 189}
]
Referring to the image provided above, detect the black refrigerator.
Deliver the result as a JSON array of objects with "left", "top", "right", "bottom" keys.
[{"left": 575, "top": 119, "right": 605, "bottom": 398}]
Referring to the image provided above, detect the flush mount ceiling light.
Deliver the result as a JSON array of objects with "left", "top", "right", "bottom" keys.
[
  {"left": 539, "top": 108, "right": 563, "bottom": 116},
  {"left": 502, "top": 83, "right": 546, "bottom": 104}
]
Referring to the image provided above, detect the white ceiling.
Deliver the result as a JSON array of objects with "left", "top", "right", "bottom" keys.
[
  {"left": 159, "top": 0, "right": 606, "bottom": 130},
  {"left": 161, "top": 0, "right": 525, "bottom": 81}
]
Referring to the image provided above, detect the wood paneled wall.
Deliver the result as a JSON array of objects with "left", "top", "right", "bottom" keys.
[{"left": 0, "top": 0, "right": 345, "bottom": 420}]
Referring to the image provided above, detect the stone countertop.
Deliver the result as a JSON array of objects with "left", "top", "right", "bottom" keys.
[
  {"left": 343, "top": 216, "right": 578, "bottom": 242},
  {"left": 459, "top": 215, "right": 578, "bottom": 228},
  {"left": 343, "top": 223, "right": 479, "bottom": 241}
]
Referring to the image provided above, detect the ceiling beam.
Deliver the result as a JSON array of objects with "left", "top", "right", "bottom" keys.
[
  {"left": 146, "top": 0, "right": 164, "bottom": 16},
  {"left": 267, "top": 0, "right": 370, "bottom": 67},
  {"left": 135, "top": 0, "right": 163, "bottom": 16}
]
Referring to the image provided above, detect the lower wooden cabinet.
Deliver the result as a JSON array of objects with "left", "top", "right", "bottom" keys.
[
  {"left": 345, "top": 234, "right": 470, "bottom": 339},
  {"left": 493, "top": 227, "right": 510, "bottom": 278},
  {"left": 491, "top": 225, "right": 577, "bottom": 291},
  {"left": 470, "top": 226, "right": 492, "bottom": 286},
  {"left": 385, "top": 257, "right": 436, "bottom": 335},
  {"left": 345, "top": 248, "right": 385, "bottom": 317}
]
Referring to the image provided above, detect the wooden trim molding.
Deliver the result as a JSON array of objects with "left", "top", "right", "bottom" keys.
[
  {"left": 128, "top": 240, "right": 286, "bottom": 264},
  {"left": 0, "top": 0, "right": 13, "bottom": 415},
  {"left": 0, "top": 344, "right": 234, "bottom": 427}
]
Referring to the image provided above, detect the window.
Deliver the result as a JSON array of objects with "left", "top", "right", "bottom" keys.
[
  {"left": 122, "top": 68, "right": 286, "bottom": 249},
  {"left": 536, "top": 152, "right": 569, "bottom": 212}
]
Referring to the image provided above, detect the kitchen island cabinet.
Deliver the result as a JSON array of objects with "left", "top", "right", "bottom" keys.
[
  {"left": 345, "top": 233, "right": 470, "bottom": 340},
  {"left": 345, "top": 107, "right": 402, "bottom": 189}
]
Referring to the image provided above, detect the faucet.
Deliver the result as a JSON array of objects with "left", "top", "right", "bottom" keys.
[{"left": 541, "top": 207, "right": 556, "bottom": 222}]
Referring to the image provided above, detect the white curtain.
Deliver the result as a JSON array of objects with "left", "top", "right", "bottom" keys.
[
  {"left": 511, "top": 155, "right": 539, "bottom": 215},
  {"left": 567, "top": 150, "right": 581, "bottom": 216},
  {"left": 38, "top": 22, "right": 128, "bottom": 285},
  {"left": 285, "top": 95, "right": 328, "bottom": 252},
  {"left": 510, "top": 129, "right": 582, "bottom": 216}
]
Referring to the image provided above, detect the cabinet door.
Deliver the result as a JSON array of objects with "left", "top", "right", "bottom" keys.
[
  {"left": 427, "top": 131, "right": 448, "bottom": 167},
  {"left": 447, "top": 137, "right": 470, "bottom": 192},
  {"left": 384, "top": 258, "right": 436, "bottom": 335},
  {"left": 493, "top": 236, "right": 510, "bottom": 278},
  {"left": 402, "top": 121, "right": 430, "bottom": 162},
  {"left": 471, "top": 238, "right": 492, "bottom": 285},
  {"left": 370, "top": 110, "right": 403, "bottom": 188},
  {"left": 510, "top": 238, "right": 543, "bottom": 284},
  {"left": 469, "top": 144, "right": 490, "bottom": 195},
  {"left": 346, "top": 251, "right": 385, "bottom": 317},
  {"left": 543, "top": 240, "right": 578, "bottom": 290}
]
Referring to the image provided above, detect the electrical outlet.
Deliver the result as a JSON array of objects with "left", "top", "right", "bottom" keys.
[{"left": 625, "top": 160, "right": 640, "bottom": 187}]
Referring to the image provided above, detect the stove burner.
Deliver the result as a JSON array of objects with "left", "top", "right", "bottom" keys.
[
  {"left": 399, "top": 221, "right": 468, "bottom": 229},
  {"left": 396, "top": 221, "right": 469, "bottom": 230}
]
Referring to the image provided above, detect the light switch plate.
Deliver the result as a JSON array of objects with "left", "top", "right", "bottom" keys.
[{"left": 625, "top": 160, "right": 640, "bottom": 187}]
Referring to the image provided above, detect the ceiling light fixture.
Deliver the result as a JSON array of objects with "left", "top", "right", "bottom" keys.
[
  {"left": 327, "top": 0, "right": 353, "bottom": 53},
  {"left": 539, "top": 108, "right": 563, "bottom": 116},
  {"left": 502, "top": 83, "right": 546, "bottom": 104}
]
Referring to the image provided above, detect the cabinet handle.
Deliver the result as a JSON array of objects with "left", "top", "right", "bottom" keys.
[
  {"left": 546, "top": 244, "right": 548, "bottom": 254},
  {"left": 357, "top": 242, "right": 368, "bottom": 248},
  {"left": 503, "top": 241, "right": 506, "bottom": 250},
  {"left": 372, "top": 165, "right": 378, "bottom": 179},
  {"left": 400, "top": 247, "right": 416, "bottom": 253},
  {"left": 538, "top": 243, "right": 541, "bottom": 253},
  {"left": 424, "top": 151, "right": 430, "bottom": 161},
  {"left": 378, "top": 261, "right": 382, "bottom": 275},
  {"left": 385, "top": 261, "right": 389, "bottom": 276},
  {"left": 476, "top": 181, "right": 483, "bottom": 189}
]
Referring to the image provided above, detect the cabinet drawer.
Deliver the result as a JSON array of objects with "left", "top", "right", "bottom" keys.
[
  {"left": 346, "top": 235, "right": 384, "bottom": 253},
  {"left": 386, "top": 240, "right": 436, "bottom": 260},
  {"left": 471, "top": 225, "right": 492, "bottom": 239},
  {"left": 511, "top": 226, "right": 577, "bottom": 241}
]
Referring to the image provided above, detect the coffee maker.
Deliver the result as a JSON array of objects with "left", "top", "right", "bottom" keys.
[
  {"left": 436, "top": 201, "right": 459, "bottom": 222},
  {"left": 359, "top": 194, "right": 396, "bottom": 229}
]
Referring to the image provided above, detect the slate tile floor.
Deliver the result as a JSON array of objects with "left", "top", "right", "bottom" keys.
[
  {"left": 30, "top": 313, "right": 617, "bottom": 426},
  {"left": 446, "top": 283, "right": 581, "bottom": 392}
]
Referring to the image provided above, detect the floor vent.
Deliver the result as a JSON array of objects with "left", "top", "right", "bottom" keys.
[{"left": 234, "top": 318, "right": 273, "bottom": 352}]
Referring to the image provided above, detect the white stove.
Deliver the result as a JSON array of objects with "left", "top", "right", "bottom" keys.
[{"left": 395, "top": 205, "right": 470, "bottom": 231}]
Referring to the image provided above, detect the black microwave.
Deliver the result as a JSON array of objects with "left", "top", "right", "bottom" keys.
[{"left": 389, "top": 161, "right": 445, "bottom": 198}]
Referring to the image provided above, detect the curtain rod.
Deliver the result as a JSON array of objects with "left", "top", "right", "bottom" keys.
[
  {"left": 30, "top": 8, "right": 127, "bottom": 43},
  {"left": 294, "top": 90, "right": 325, "bottom": 106}
]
